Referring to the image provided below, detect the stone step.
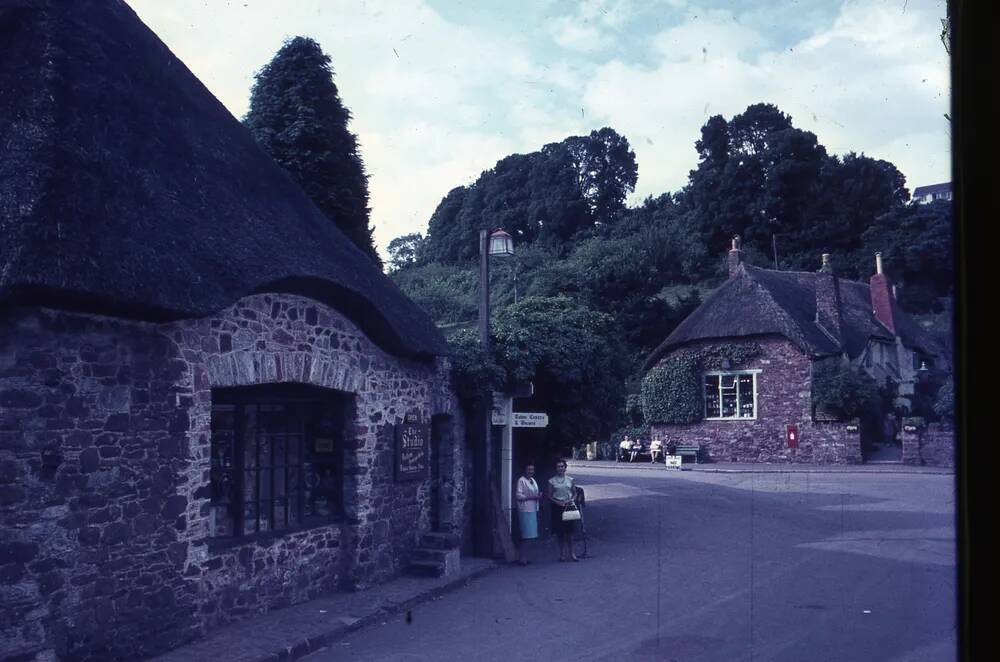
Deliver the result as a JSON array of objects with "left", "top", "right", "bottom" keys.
[
  {"left": 407, "top": 559, "right": 446, "bottom": 578},
  {"left": 420, "top": 531, "right": 460, "bottom": 550},
  {"left": 410, "top": 548, "right": 451, "bottom": 563}
]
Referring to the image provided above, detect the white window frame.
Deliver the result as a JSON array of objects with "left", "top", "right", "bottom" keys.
[{"left": 703, "top": 369, "right": 760, "bottom": 421}]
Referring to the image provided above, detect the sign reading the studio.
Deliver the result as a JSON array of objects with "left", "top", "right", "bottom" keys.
[{"left": 395, "top": 412, "right": 430, "bottom": 481}]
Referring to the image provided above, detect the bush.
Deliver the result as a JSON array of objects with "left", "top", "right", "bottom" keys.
[
  {"left": 933, "top": 378, "right": 954, "bottom": 421},
  {"left": 641, "top": 357, "right": 702, "bottom": 424},
  {"left": 446, "top": 328, "right": 505, "bottom": 403},
  {"left": 811, "top": 360, "right": 879, "bottom": 420}
]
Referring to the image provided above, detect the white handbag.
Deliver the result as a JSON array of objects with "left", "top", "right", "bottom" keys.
[{"left": 561, "top": 506, "right": 581, "bottom": 521}]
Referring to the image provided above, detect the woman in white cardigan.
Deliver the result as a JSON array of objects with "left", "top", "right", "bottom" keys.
[{"left": 515, "top": 463, "right": 542, "bottom": 565}]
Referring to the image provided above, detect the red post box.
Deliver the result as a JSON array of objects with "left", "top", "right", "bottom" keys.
[{"left": 786, "top": 424, "right": 798, "bottom": 449}]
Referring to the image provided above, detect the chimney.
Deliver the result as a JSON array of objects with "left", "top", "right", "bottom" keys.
[
  {"left": 727, "top": 235, "right": 742, "bottom": 277},
  {"left": 815, "top": 253, "right": 843, "bottom": 346},
  {"left": 869, "top": 252, "right": 897, "bottom": 334}
]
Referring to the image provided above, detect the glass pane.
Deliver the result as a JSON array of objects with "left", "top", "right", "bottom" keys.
[
  {"left": 259, "top": 467, "right": 272, "bottom": 502},
  {"left": 721, "top": 393, "right": 737, "bottom": 417},
  {"left": 704, "top": 375, "right": 720, "bottom": 418},
  {"left": 242, "top": 502, "right": 257, "bottom": 534},
  {"left": 738, "top": 375, "right": 755, "bottom": 417},
  {"left": 258, "top": 435, "right": 271, "bottom": 467},
  {"left": 244, "top": 470, "right": 257, "bottom": 502},
  {"left": 272, "top": 436, "right": 286, "bottom": 467},
  {"left": 721, "top": 374, "right": 737, "bottom": 390},
  {"left": 273, "top": 500, "right": 287, "bottom": 530}
]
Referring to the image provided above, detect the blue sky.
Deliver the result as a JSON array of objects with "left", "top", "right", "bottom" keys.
[{"left": 128, "top": 0, "right": 950, "bottom": 257}]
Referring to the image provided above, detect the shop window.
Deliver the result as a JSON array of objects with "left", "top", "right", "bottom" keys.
[
  {"left": 704, "top": 371, "right": 757, "bottom": 420},
  {"left": 209, "top": 384, "right": 349, "bottom": 539}
]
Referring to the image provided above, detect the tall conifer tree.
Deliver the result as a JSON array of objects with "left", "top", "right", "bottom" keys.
[{"left": 245, "top": 37, "right": 380, "bottom": 265}]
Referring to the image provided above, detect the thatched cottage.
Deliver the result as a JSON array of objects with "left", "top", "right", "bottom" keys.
[
  {"left": 642, "top": 240, "right": 950, "bottom": 464},
  {"left": 0, "top": 1, "right": 467, "bottom": 659}
]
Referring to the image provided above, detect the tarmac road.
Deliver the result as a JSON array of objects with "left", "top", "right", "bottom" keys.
[{"left": 304, "top": 466, "right": 957, "bottom": 662}]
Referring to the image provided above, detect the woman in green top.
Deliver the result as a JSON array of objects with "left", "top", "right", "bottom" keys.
[{"left": 547, "top": 459, "right": 579, "bottom": 562}]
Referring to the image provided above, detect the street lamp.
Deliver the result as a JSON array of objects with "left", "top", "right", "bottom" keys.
[{"left": 476, "top": 228, "right": 514, "bottom": 557}]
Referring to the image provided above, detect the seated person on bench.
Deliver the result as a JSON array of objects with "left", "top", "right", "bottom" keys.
[
  {"left": 629, "top": 438, "right": 644, "bottom": 462},
  {"left": 618, "top": 436, "right": 632, "bottom": 462},
  {"left": 649, "top": 438, "right": 663, "bottom": 463}
]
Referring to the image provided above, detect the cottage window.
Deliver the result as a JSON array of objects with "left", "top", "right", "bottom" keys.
[
  {"left": 209, "top": 385, "right": 348, "bottom": 539},
  {"left": 704, "top": 371, "right": 757, "bottom": 420}
]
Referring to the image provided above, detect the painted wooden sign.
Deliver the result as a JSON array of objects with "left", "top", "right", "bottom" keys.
[{"left": 395, "top": 412, "right": 430, "bottom": 481}]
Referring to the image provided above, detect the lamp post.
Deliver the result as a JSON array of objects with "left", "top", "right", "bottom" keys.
[{"left": 474, "top": 228, "right": 514, "bottom": 557}]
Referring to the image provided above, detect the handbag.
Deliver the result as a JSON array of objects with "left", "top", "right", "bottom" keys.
[{"left": 561, "top": 505, "right": 581, "bottom": 521}]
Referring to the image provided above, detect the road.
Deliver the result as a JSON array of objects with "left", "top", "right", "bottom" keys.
[{"left": 305, "top": 466, "right": 957, "bottom": 661}]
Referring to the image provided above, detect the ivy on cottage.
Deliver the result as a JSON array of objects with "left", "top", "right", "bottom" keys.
[{"left": 640, "top": 343, "right": 763, "bottom": 424}]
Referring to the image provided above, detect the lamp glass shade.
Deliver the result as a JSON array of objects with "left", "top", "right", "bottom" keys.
[{"left": 488, "top": 230, "right": 514, "bottom": 257}]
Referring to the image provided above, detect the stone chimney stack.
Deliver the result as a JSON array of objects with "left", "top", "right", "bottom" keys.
[
  {"left": 727, "top": 235, "right": 743, "bottom": 278},
  {"left": 869, "top": 251, "right": 898, "bottom": 334},
  {"left": 815, "top": 253, "right": 843, "bottom": 346}
]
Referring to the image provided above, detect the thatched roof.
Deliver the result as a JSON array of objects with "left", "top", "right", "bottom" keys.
[
  {"left": 0, "top": 0, "right": 446, "bottom": 359},
  {"left": 643, "top": 263, "right": 940, "bottom": 371}
]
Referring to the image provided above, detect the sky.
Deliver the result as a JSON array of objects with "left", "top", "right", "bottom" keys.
[{"left": 128, "top": 0, "right": 951, "bottom": 258}]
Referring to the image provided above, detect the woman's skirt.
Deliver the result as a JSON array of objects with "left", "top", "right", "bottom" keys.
[
  {"left": 518, "top": 510, "right": 538, "bottom": 540},
  {"left": 549, "top": 504, "right": 577, "bottom": 535}
]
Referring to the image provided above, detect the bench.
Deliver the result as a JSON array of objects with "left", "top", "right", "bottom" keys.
[{"left": 672, "top": 443, "right": 701, "bottom": 463}]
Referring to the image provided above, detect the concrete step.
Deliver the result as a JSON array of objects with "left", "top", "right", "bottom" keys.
[{"left": 420, "top": 531, "right": 460, "bottom": 550}]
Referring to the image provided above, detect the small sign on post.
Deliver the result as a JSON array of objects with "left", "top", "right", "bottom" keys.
[
  {"left": 664, "top": 455, "right": 682, "bottom": 469},
  {"left": 395, "top": 412, "right": 430, "bottom": 481},
  {"left": 511, "top": 412, "right": 548, "bottom": 428}
]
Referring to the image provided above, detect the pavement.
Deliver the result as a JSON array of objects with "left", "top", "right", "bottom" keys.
[
  {"left": 568, "top": 459, "right": 953, "bottom": 474},
  {"left": 149, "top": 558, "right": 498, "bottom": 662}
]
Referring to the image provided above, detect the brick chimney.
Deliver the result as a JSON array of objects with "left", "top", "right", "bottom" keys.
[
  {"left": 869, "top": 252, "right": 897, "bottom": 335},
  {"left": 815, "top": 253, "right": 843, "bottom": 346},
  {"left": 727, "top": 236, "right": 742, "bottom": 277}
]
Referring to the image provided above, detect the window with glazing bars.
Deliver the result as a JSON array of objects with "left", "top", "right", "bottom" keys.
[
  {"left": 704, "top": 372, "right": 757, "bottom": 419},
  {"left": 209, "top": 396, "right": 342, "bottom": 539}
]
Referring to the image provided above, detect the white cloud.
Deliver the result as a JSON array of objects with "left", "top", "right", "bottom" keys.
[
  {"left": 582, "top": 0, "right": 950, "bottom": 201},
  {"left": 127, "top": 0, "right": 951, "bottom": 257}
]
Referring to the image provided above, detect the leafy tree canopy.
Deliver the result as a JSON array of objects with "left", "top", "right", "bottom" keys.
[
  {"left": 491, "top": 296, "right": 631, "bottom": 450},
  {"left": 244, "top": 36, "right": 380, "bottom": 265},
  {"left": 386, "top": 232, "right": 426, "bottom": 272},
  {"left": 421, "top": 128, "right": 637, "bottom": 264}
]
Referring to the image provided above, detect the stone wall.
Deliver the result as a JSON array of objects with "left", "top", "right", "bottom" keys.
[
  {"left": 0, "top": 293, "right": 465, "bottom": 661},
  {"left": 649, "top": 337, "right": 862, "bottom": 464},
  {"left": 901, "top": 418, "right": 954, "bottom": 468}
]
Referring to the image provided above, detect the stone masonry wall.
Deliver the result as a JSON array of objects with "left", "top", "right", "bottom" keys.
[
  {"left": 0, "top": 293, "right": 465, "bottom": 661},
  {"left": 901, "top": 419, "right": 954, "bottom": 468},
  {"left": 649, "top": 337, "right": 862, "bottom": 464}
]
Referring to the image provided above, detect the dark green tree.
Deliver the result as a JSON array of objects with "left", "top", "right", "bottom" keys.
[
  {"left": 565, "top": 127, "right": 639, "bottom": 222},
  {"left": 386, "top": 232, "right": 426, "bottom": 272},
  {"left": 857, "top": 199, "right": 953, "bottom": 312},
  {"left": 421, "top": 128, "right": 637, "bottom": 264},
  {"left": 244, "top": 36, "right": 380, "bottom": 265}
]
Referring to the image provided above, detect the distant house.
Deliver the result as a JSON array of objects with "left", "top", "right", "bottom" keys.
[
  {"left": 642, "top": 240, "right": 950, "bottom": 464},
  {"left": 0, "top": 2, "right": 467, "bottom": 660},
  {"left": 912, "top": 182, "right": 952, "bottom": 204}
]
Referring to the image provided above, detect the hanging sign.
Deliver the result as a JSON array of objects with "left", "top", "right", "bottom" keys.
[
  {"left": 395, "top": 412, "right": 430, "bottom": 481},
  {"left": 664, "top": 455, "right": 682, "bottom": 469},
  {"left": 491, "top": 392, "right": 509, "bottom": 426}
]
